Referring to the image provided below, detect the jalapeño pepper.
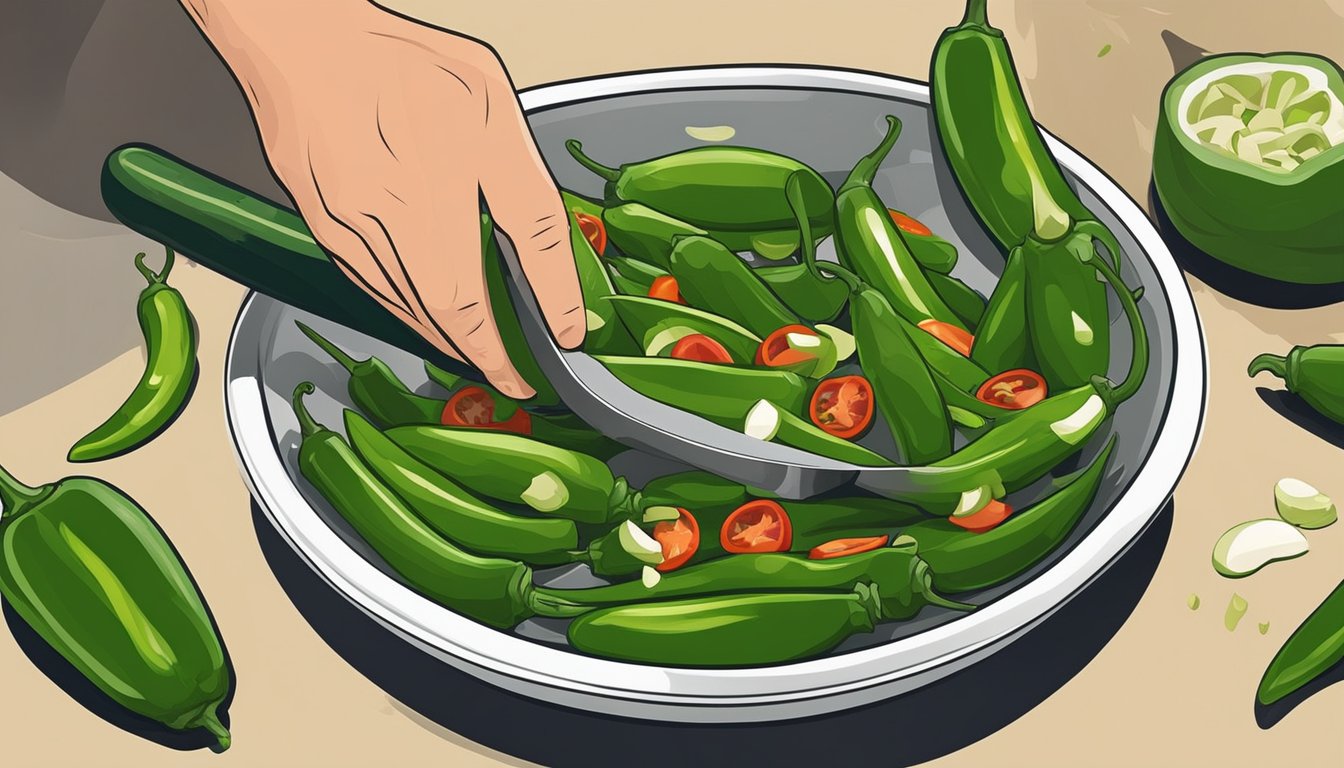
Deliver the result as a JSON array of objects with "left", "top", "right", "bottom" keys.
[
  {"left": 565, "top": 140, "right": 835, "bottom": 256},
  {"left": 595, "top": 355, "right": 811, "bottom": 428},
  {"left": 0, "top": 463, "right": 233, "bottom": 750},
  {"left": 639, "top": 471, "right": 750, "bottom": 514},
  {"left": 971, "top": 246, "right": 1037, "bottom": 375},
  {"left": 834, "top": 116, "right": 965, "bottom": 330},
  {"left": 291, "top": 384, "right": 584, "bottom": 627},
  {"left": 1019, "top": 226, "right": 1112, "bottom": 390},
  {"left": 605, "top": 295, "right": 762, "bottom": 362},
  {"left": 667, "top": 235, "right": 800, "bottom": 338},
  {"left": 604, "top": 252, "right": 670, "bottom": 295},
  {"left": 756, "top": 263, "right": 851, "bottom": 323},
  {"left": 1249, "top": 344, "right": 1344, "bottom": 426},
  {"left": 297, "top": 321, "right": 444, "bottom": 427},
  {"left": 602, "top": 203, "right": 708, "bottom": 270},
  {"left": 568, "top": 209, "right": 638, "bottom": 355},
  {"left": 926, "top": 270, "right": 987, "bottom": 332}
]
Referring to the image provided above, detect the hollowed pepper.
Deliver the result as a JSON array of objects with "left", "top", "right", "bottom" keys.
[
  {"left": 565, "top": 139, "right": 835, "bottom": 257},
  {"left": 834, "top": 116, "right": 966, "bottom": 331},
  {"left": 0, "top": 462, "right": 232, "bottom": 750},
  {"left": 291, "top": 383, "right": 584, "bottom": 628}
]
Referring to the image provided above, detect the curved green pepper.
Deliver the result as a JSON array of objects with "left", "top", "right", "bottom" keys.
[
  {"left": 385, "top": 424, "right": 636, "bottom": 525},
  {"left": 596, "top": 355, "right": 811, "bottom": 427},
  {"left": 565, "top": 140, "right": 835, "bottom": 256},
  {"left": 970, "top": 246, "right": 1037, "bottom": 375},
  {"left": 1249, "top": 344, "right": 1344, "bottom": 425},
  {"left": 1257, "top": 576, "right": 1344, "bottom": 705},
  {"left": 668, "top": 235, "right": 800, "bottom": 338},
  {"left": 756, "top": 263, "right": 851, "bottom": 323},
  {"left": 905, "top": 435, "right": 1116, "bottom": 592},
  {"left": 68, "top": 248, "right": 199, "bottom": 462},
  {"left": 291, "top": 384, "right": 584, "bottom": 627},
  {"left": 834, "top": 116, "right": 965, "bottom": 330},
  {"left": 604, "top": 295, "right": 762, "bottom": 363},
  {"left": 0, "top": 464, "right": 232, "bottom": 750},
  {"left": 1019, "top": 226, "right": 1112, "bottom": 391},
  {"left": 639, "top": 471, "right": 749, "bottom": 514},
  {"left": 1153, "top": 53, "right": 1344, "bottom": 284},
  {"left": 602, "top": 203, "right": 708, "bottom": 270}
]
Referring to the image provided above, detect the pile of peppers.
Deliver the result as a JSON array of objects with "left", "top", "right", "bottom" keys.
[{"left": 270, "top": 0, "right": 1153, "bottom": 669}]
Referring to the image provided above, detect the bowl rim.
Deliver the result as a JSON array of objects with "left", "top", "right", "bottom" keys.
[{"left": 225, "top": 65, "right": 1206, "bottom": 719}]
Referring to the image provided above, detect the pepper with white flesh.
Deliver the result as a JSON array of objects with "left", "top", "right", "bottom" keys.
[{"left": 1212, "top": 519, "right": 1310, "bottom": 578}]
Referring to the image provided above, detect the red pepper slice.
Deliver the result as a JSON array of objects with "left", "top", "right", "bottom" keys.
[
  {"left": 652, "top": 508, "right": 700, "bottom": 572},
  {"left": 648, "top": 275, "right": 685, "bottom": 304},
  {"left": 949, "top": 499, "right": 1013, "bottom": 533},
  {"left": 574, "top": 212, "right": 607, "bottom": 255},
  {"left": 918, "top": 319, "right": 975, "bottom": 357},
  {"left": 808, "top": 535, "right": 890, "bottom": 560},
  {"left": 976, "top": 369, "right": 1048, "bottom": 410},
  {"left": 808, "top": 375, "right": 875, "bottom": 439},
  {"left": 669, "top": 333, "right": 734, "bottom": 365},
  {"left": 441, "top": 386, "right": 533, "bottom": 435},
  {"left": 887, "top": 209, "right": 933, "bottom": 237},
  {"left": 755, "top": 324, "right": 821, "bottom": 368},
  {"left": 721, "top": 500, "right": 793, "bottom": 554}
]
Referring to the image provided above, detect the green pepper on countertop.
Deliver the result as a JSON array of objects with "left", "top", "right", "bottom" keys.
[
  {"left": 68, "top": 248, "right": 198, "bottom": 462},
  {"left": 0, "top": 462, "right": 233, "bottom": 750},
  {"left": 565, "top": 139, "right": 835, "bottom": 257},
  {"left": 1257, "top": 577, "right": 1344, "bottom": 706},
  {"left": 1249, "top": 344, "right": 1344, "bottom": 425},
  {"left": 833, "top": 116, "right": 966, "bottom": 331},
  {"left": 792, "top": 175, "right": 953, "bottom": 464},
  {"left": 291, "top": 384, "right": 585, "bottom": 628},
  {"left": 594, "top": 354, "right": 812, "bottom": 428},
  {"left": 385, "top": 424, "right": 638, "bottom": 525},
  {"left": 100, "top": 145, "right": 559, "bottom": 405},
  {"left": 905, "top": 434, "right": 1116, "bottom": 593},
  {"left": 567, "top": 577, "right": 970, "bottom": 668}
]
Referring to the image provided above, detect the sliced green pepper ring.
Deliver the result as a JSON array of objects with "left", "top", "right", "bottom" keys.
[
  {"left": 721, "top": 500, "right": 793, "bottom": 554},
  {"left": 574, "top": 212, "right": 607, "bottom": 256},
  {"left": 887, "top": 209, "right": 932, "bottom": 236},
  {"left": 975, "top": 369, "right": 1048, "bottom": 410},
  {"left": 652, "top": 508, "right": 700, "bottom": 572},
  {"left": 809, "top": 375, "right": 875, "bottom": 439},
  {"left": 669, "top": 333, "right": 734, "bottom": 365},
  {"left": 441, "top": 385, "right": 533, "bottom": 434},
  {"left": 648, "top": 275, "right": 686, "bottom": 304}
]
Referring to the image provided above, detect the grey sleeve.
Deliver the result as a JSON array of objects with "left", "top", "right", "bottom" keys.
[{"left": 1, "top": 0, "right": 285, "bottom": 219}]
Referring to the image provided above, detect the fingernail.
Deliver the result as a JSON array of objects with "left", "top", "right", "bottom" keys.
[
  {"left": 555, "top": 321, "right": 586, "bottom": 350},
  {"left": 496, "top": 378, "right": 534, "bottom": 399}
]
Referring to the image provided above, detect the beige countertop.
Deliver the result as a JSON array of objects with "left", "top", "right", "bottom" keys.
[{"left": 1, "top": 1, "right": 1342, "bottom": 766}]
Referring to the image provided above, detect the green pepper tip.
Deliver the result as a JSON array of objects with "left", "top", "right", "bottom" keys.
[
  {"left": 296, "top": 320, "right": 362, "bottom": 374},
  {"left": 565, "top": 139, "right": 620, "bottom": 182},
  {"left": 1248, "top": 353, "right": 1288, "bottom": 381}
]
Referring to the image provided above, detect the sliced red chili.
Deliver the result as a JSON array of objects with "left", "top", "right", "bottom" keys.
[
  {"left": 887, "top": 209, "right": 933, "bottom": 237},
  {"left": 949, "top": 499, "right": 1013, "bottom": 533},
  {"left": 648, "top": 275, "right": 685, "bottom": 304},
  {"left": 755, "top": 324, "right": 821, "bottom": 368},
  {"left": 652, "top": 508, "right": 700, "bottom": 572},
  {"left": 669, "top": 333, "right": 734, "bottom": 365},
  {"left": 976, "top": 369, "right": 1048, "bottom": 410},
  {"left": 574, "top": 212, "right": 607, "bottom": 255},
  {"left": 441, "top": 386, "right": 533, "bottom": 435},
  {"left": 809, "top": 375, "right": 874, "bottom": 439},
  {"left": 721, "top": 500, "right": 793, "bottom": 554},
  {"left": 918, "top": 319, "right": 975, "bottom": 357},
  {"left": 808, "top": 535, "right": 890, "bottom": 560}
]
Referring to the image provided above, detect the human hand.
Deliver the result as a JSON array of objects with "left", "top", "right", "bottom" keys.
[{"left": 181, "top": 0, "right": 585, "bottom": 398}]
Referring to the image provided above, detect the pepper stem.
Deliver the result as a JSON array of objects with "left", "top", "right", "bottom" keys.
[
  {"left": 198, "top": 708, "right": 232, "bottom": 753},
  {"left": 528, "top": 589, "right": 593, "bottom": 619},
  {"left": 133, "top": 246, "right": 175, "bottom": 285},
  {"left": 788, "top": 172, "right": 864, "bottom": 294},
  {"left": 842, "top": 115, "right": 902, "bottom": 190},
  {"left": 1075, "top": 221, "right": 1149, "bottom": 404},
  {"left": 292, "top": 382, "right": 323, "bottom": 439},
  {"left": 0, "top": 463, "right": 50, "bottom": 521},
  {"left": 296, "top": 321, "right": 362, "bottom": 375},
  {"left": 918, "top": 567, "right": 976, "bottom": 612},
  {"left": 961, "top": 0, "right": 990, "bottom": 28},
  {"left": 1248, "top": 353, "right": 1288, "bottom": 381},
  {"left": 565, "top": 140, "right": 620, "bottom": 182}
]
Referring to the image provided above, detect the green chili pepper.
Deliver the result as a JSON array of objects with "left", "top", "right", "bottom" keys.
[
  {"left": 833, "top": 117, "right": 965, "bottom": 330},
  {"left": 604, "top": 295, "right": 762, "bottom": 362},
  {"left": 926, "top": 270, "right": 987, "bottom": 332},
  {"left": 1019, "top": 226, "right": 1112, "bottom": 391},
  {"left": 100, "top": 145, "right": 558, "bottom": 404},
  {"left": 1249, "top": 344, "right": 1344, "bottom": 425},
  {"left": 568, "top": 209, "right": 638, "bottom": 355},
  {"left": 602, "top": 203, "right": 708, "bottom": 269},
  {"left": 344, "top": 410, "right": 581, "bottom": 566},
  {"left": 291, "top": 383, "right": 584, "bottom": 627},
  {"left": 639, "top": 471, "right": 749, "bottom": 514},
  {"left": 668, "top": 235, "right": 800, "bottom": 338},
  {"left": 567, "top": 578, "right": 969, "bottom": 667},
  {"left": 384, "top": 424, "right": 636, "bottom": 525},
  {"left": 792, "top": 175, "right": 952, "bottom": 464},
  {"left": 560, "top": 189, "right": 604, "bottom": 221},
  {"left": 905, "top": 435, "right": 1116, "bottom": 593},
  {"left": 756, "top": 263, "right": 851, "bottom": 323},
  {"left": 565, "top": 140, "right": 835, "bottom": 256},
  {"left": 970, "top": 246, "right": 1037, "bottom": 375},
  {"left": 0, "top": 462, "right": 232, "bottom": 750},
  {"left": 595, "top": 355, "right": 811, "bottom": 427},
  {"left": 744, "top": 399, "right": 893, "bottom": 466},
  {"left": 1257, "top": 577, "right": 1344, "bottom": 705},
  {"left": 297, "top": 321, "right": 444, "bottom": 427},
  {"left": 604, "top": 252, "right": 669, "bottom": 294},
  {"left": 781, "top": 496, "right": 928, "bottom": 551},
  {"left": 606, "top": 266, "right": 647, "bottom": 297},
  {"left": 68, "top": 248, "right": 198, "bottom": 462},
  {"left": 930, "top": 365, "right": 1021, "bottom": 425},
  {"left": 892, "top": 211, "right": 961, "bottom": 274}
]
